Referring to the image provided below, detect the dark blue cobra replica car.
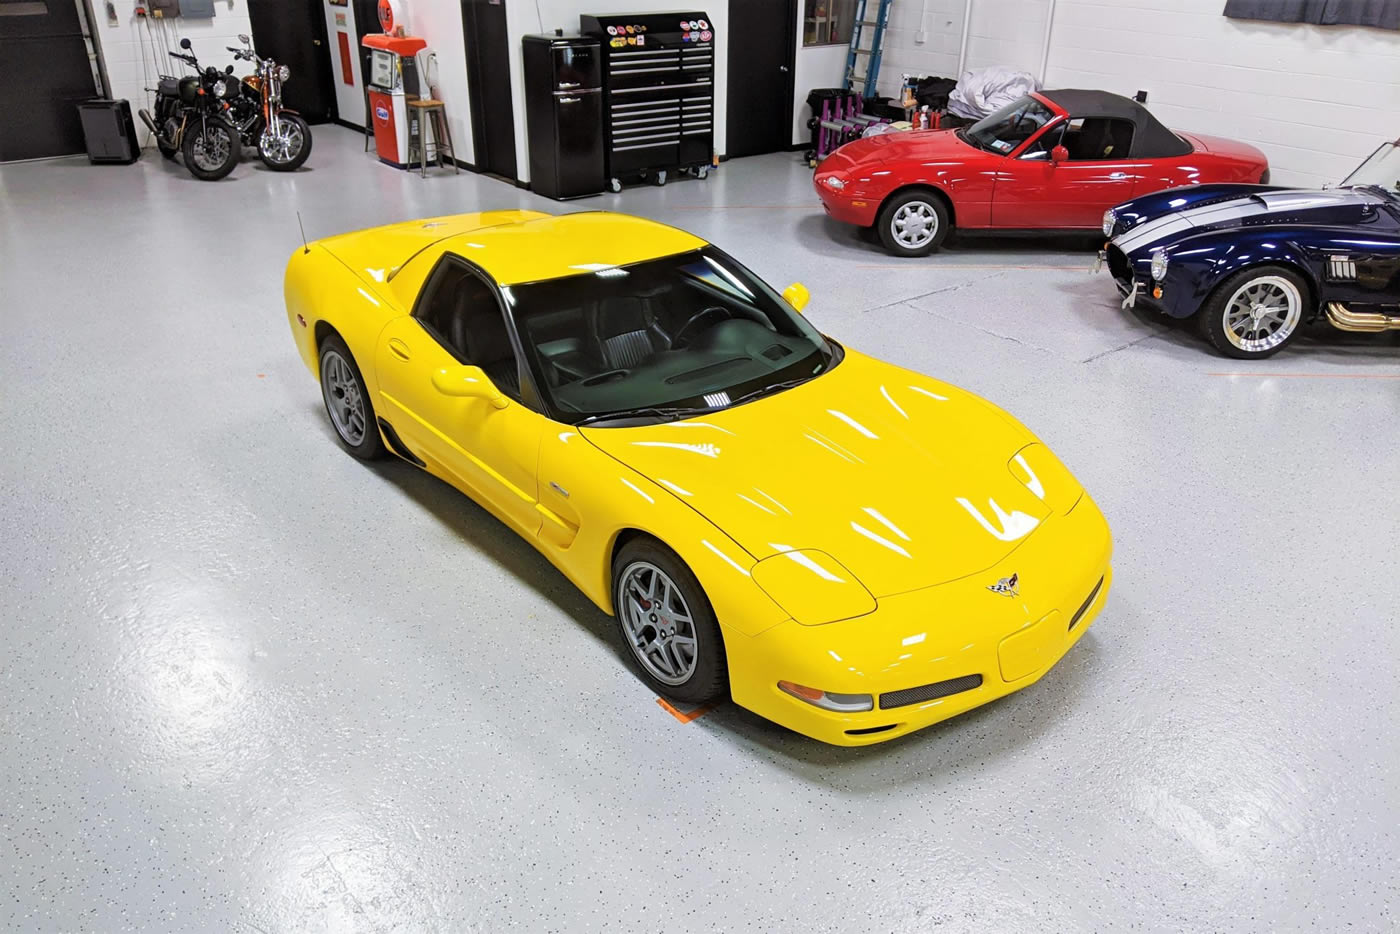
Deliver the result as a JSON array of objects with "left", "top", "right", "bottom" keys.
[{"left": 1100, "top": 138, "right": 1400, "bottom": 359}]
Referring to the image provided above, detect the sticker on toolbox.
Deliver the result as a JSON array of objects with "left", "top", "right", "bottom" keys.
[{"left": 700, "top": 30, "right": 712, "bottom": 41}]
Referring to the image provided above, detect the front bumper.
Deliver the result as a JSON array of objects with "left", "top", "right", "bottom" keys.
[
  {"left": 727, "top": 494, "right": 1113, "bottom": 746},
  {"left": 813, "top": 175, "right": 881, "bottom": 227}
]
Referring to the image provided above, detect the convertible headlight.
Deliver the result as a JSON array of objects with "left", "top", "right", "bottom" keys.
[
  {"left": 277, "top": 64, "right": 291, "bottom": 82},
  {"left": 1009, "top": 443, "right": 1083, "bottom": 514},
  {"left": 1150, "top": 249, "right": 1169, "bottom": 281},
  {"left": 1102, "top": 208, "right": 1117, "bottom": 237},
  {"left": 751, "top": 548, "right": 875, "bottom": 625},
  {"left": 821, "top": 175, "right": 847, "bottom": 191},
  {"left": 212, "top": 79, "right": 228, "bottom": 98},
  {"left": 778, "top": 681, "right": 873, "bottom": 713}
]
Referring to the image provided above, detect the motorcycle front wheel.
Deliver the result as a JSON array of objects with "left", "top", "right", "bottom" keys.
[
  {"left": 182, "top": 118, "right": 238, "bottom": 181},
  {"left": 258, "top": 113, "right": 312, "bottom": 171}
]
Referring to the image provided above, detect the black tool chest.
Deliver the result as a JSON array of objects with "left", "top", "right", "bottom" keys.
[{"left": 580, "top": 11, "right": 715, "bottom": 188}]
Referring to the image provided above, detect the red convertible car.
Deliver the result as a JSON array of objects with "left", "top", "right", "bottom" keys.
[{"left": 813, "top": 89, "right": 1269, "bottom": 257}]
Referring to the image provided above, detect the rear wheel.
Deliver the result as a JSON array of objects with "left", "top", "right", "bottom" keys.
[
  {"left": 181, "top": 118, "right": 238, "bottom": 181},
  {"left": 877, "top": 189, "right": 951, "bottom": 257},
  {"left": 613, "top": 538, "right": 727, "bottom": 706},
  {"left": 1199, "top": 265, "right": 1307, "bottom": 359},
  {"left": 318, "top": 335, "right": 385, "bottom": 460}
]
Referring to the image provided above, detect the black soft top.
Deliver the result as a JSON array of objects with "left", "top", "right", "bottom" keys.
[{"left": 1038, "top": 88, "right": 1193, "bottom": 158}]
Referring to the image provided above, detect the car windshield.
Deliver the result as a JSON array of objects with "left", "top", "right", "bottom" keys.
[
  {"left": 503, "top": 247, "right": 836, "bottom": 425},
  {"left": 1340, "top": 141, "right": 1400, "bottom": 198},
  {"left": 963, "top": 95, "right": 1057, "bottom": 154}
]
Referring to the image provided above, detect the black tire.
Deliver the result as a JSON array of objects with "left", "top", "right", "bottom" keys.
[
  {"left": 317, "top": 334, "right": 385, "bottom": 460},
  {"left": 180, "top": 117, "right": 238, "bottom": 181},
  {"left": 1199, "top": 264, "right": 1309, "bottom": 360},
  {"left": 612, "top": 537, "right": 727, "bottom": 706},
  {"left": 258, "top": 113, "right": 313, "bottom": 171},
  {"left": 876, "top": 188, "right": 951, "bottom": 257}
]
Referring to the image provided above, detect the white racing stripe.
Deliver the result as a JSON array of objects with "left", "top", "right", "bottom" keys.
[{"left": 1112, "top": 188, "right": 1377, "bottom": 254}]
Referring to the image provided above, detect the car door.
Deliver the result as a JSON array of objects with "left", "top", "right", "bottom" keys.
[
  {"left": 992, "top": 117, "right": 1141, "bottom": 228},
  {"left": 374, "top": 257, "right": 547, "bottom": 537}
]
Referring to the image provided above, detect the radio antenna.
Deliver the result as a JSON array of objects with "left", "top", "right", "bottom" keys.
[{"left": 296, "top": 211, "right": 310, "bottom": 254}]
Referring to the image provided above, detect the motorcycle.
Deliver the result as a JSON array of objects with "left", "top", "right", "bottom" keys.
[
  {"left": 226, "top": 34, "right": 313, "bottom": 172},
  {"left": 137, "top": 38, "right": 241, "bottom": 181}
]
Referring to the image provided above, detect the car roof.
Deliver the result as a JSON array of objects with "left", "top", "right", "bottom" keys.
[
  {"left": 1034, "top": 88, "right": 1192, "bottom": 158},
  {"left": 439, "top": 211, "right": 708, "bottom": 286}
]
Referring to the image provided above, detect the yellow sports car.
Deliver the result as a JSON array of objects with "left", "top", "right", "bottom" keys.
[{"left": 284, "top": 210, "right": 1112, "bottom": 745}]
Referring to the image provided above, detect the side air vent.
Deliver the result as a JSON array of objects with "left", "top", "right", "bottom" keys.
[
  {"left": 1327, "top": 255, "right": 1357, "bottom": 281},
  {"left": 880, "top": 673, "right": 983, "bottom": 710},
  {"left": 1068, "top": 576, "right": 1105, "bottom": 631}
]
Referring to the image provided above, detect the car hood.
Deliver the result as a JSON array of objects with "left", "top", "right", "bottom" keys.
[
  {"left": 1113, "top": 187, "right": 1390, "bottom": 255},
  {"left": 580, "top": 351, "right": 1051, "bottom": 599},
  {"left": 818, "top": 128, "right": 976, "bottom": 174}
]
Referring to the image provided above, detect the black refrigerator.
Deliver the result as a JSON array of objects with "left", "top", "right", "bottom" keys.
[{"left": 522, "top": 34, "right": 605, "bottom": 200}]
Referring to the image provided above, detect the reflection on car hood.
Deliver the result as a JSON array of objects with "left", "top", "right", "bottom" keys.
[
  {"left": 1113, "top": 187, "right": 1391, "bottom": 255},
  {"left": 581, "top": 350, "right": 1048, "bottom": 598},
  {"left": 819, "top": 128, "right": 974, "bottom": 173}
]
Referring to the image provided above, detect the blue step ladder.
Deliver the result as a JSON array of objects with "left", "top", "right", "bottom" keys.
[{"left": 843, "top": 0, "right": 893, "bottom": 95}]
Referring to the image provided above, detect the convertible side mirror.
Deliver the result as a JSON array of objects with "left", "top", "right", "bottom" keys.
[
  {"left": 180, "top": 38, "right": 192, "bottom": 49},
  {"left": 782, "top": 282, "right": 811, "bottom": 313},
  {"left": 1050, "top": 145, "right": 1069, "bottom": 164},
  {"left": 431, "top": 364, "right": 509, "bottom": 409}
]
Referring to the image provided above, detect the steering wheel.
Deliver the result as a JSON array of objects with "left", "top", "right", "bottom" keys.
[{"left": 670, "top": 306, "right": 732, "bottom": 349}]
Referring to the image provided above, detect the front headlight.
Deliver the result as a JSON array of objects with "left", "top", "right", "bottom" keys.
[
  {"left": 751, "top": 548, "right": 875, "bottom": 625},
  {"left": 778, "top": 680, "right": 873, "bottom": 713},
  {"left": 1150, "top": 249, "right": 1169, "bottom": 281},
  {"left": 212, "top": 79, "right": 227, "bottom": 98},
  {"left": 1009, "top": 443, "right": 1083, "bottom": 514},
  {"left": 277, "top": 64, "right": 291, "bottom": 82},
  {"left": 821, "top": 175, "right": 846, "bottom": 191},
  {"left": 1102, "top": 208, "right": 1117, "bottom": 237}
]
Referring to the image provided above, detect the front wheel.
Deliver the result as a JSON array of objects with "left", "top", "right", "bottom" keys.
[
  {"left": 1199, "top": 265, "right": 1308, "bottom": 359},
  {"left": 258, "top": 113, "right": 312, "bottom": 171},
  {"left": 613, "top": 538, "right": 727, "bottom": 706},
  {"left": 181, "top": 118, "right": 238, "bottom": 181},
  {"left": 877, "top": 189, "right": 951, "bottom": 257}
]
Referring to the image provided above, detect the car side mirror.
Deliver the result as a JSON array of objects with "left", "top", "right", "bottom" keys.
[
  {"left": 1050, "top": 145, "right": 1069, "bottom": 164},
  {"left": 180, "top": 38, "right": 192, "bottom": 49},
  {"left": 431, "top": 364, "right": 509, "bottom": 408},
  {"left": 782, "top": 282, "right": 811, "bottom": 313}
]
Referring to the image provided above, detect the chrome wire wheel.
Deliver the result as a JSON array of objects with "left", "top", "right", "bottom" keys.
[
  {"left": 320, "top": 349, "right": 366, "bottom": 446},
  {"left": 190, "top": 125, "right": 232, "bottom": 172},
  {"left": 1223, "top": 275, "right": 1302, "bottom": 353},
  {"left": 891, "top": 199, "right": 939, "bottom": 249},
  {"left": 617, "top": 561, "right": 699, "bottom": 686},
  {"left": 260, "top": 119, "right": 304, "bottom": 165}
]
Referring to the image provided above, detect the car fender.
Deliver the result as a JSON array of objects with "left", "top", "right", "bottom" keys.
[
  {"left": 284, "top": 244, "right": 402, "bottom": 396},
  {"left": 1151, "top": 229, "right": 1322, "bottom": 318}
]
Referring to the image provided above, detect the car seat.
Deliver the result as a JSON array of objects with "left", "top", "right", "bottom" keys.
[{"left": 591, "top": 296, "right": 665, "bottom": 369}]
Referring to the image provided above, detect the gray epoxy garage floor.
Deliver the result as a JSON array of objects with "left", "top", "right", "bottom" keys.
[{"left": 2, "top": 128, "right": 1397, "bottom": 932}]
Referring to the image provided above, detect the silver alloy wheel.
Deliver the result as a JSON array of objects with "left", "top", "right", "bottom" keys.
[
  {"left": 190, "top": 125, "right": 231, "bottom": 172},
  {"left": 891, "top": 200, "right": 939, "bottom": 249},
  {"left": 617, "top": 561, "right": 699, "bottom": 686},
  {"left": 1223, "top": 275, "right": 1302, "bottom": 353},
  {"left": 321, "top": 350, "right": 367, "bottom": 445},
  {"left": 260, "top": 119, "right": 304, "bottom": 165}
]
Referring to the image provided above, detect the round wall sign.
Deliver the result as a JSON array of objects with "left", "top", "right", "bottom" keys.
[{"left": 377, "top": 0, "right": 400, "bottom": 34}]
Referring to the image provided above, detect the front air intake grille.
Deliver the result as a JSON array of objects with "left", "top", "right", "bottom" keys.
[
  {"left": 1068, "top": 576, "right": 1105, "bottom": 632},
  {"left": 880, "top": 673, "right": 983, "bottom": 710}
]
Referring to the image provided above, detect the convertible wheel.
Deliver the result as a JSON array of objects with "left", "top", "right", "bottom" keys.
[
  {"left": 877, "top": 190, "right": 950, "bottom": 257},
  {"left": 318, "top": 335, "right": 385, "bottom": 460},
  {"left": 613, "top": 538, "right": 727, "bottom": 706},
  {"left": 1200, "top": 265, "right": 1307, "bottom": 359}
]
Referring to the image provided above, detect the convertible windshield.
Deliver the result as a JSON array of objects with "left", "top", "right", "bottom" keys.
[
  {"left": 1341, "top": 141, "right": 1400, "bottom": 197},
  {"left": 503, "top": 248, "right": 835, "bottom": 424},
  {"left": 963, "top": 95, "right": 1056, "bottom": 154}
]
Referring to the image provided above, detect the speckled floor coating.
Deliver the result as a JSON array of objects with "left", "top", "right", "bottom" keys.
[{"left": 1, "top": 129, "right": 1397, "bottom": 932}]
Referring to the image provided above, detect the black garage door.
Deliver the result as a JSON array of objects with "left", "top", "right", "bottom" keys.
[{"left": 0, "top": 0, "right": 100, "bottom": 161}]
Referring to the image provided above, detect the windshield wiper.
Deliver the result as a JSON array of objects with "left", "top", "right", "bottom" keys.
[
  {"left": 575, "top": 405, "right": 700, "bottom": 427},
  {"left": 724, "top": 375, "right": 819, "bottom": 408}
]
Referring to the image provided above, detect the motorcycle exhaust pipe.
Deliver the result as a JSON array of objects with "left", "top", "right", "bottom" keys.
[
  {"left": 137, "top": 108, "right": 160, "bottom": 137},
  {"left": 1326, "top": 301, "right": 1400, "bottom": 333}
]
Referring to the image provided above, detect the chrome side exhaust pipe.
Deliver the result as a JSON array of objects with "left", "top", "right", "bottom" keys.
[
  {"left": 137, "top": 108, "right": 160, "bottom": 137},
  {"left": 1326, "top": 302, "right": 1400, "bottom": 333}
]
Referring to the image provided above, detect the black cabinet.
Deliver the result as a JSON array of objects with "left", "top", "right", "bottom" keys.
[{"left": 523, "top": 35, "right": 605, "bottom": 200}]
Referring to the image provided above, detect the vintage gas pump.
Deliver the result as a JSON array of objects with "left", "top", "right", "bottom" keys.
[{"left": 362, "top": 0, "right": 426, "bottom": 168}]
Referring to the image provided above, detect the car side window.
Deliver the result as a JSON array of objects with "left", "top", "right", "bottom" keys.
[
  {"left": 1018, "top": 123, "right": 1065, "bottom": 160},
  {"left": 414, "top": 260, "right": 524, "bottom": 401},
  {"left": 1061, "top": 117, "right": 1134, "bottom": 160}
]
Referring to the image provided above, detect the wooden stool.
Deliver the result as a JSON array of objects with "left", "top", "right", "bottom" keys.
[{"left": 407, "top": 99, "right": 459, "bottom": 177}]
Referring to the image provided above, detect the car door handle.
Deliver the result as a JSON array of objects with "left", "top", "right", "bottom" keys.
[
  {"left": 388, "top": 338, "right": 411, "bottom": 361},
  {"left": 1108, "top": 172, "right": 1128, "bottom": 179}
]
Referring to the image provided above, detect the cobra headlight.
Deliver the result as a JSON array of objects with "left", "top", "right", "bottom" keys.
[
  {"left": 277, "top": 64, "right": 291, "bottom": 82},
  {"left": 822, "top": 175, "right": 847, "bottom": 191},
  {"left": 212, "top": 79, "right": 228, "bottom": 98},
  {"left": 1150, "top": 249, "right": 1169, "bottom": 281},
  {"left": 1102, "top": 208, "right": 1117, "bottom": 237}
]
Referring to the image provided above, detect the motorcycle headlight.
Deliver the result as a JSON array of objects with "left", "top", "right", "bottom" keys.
[
  {"left": 1102, "top": 208, "right": 1117, "bottom": 237},
  {"left": 751, "top": 548, "right": 875, "bottom": 625},
  {"left": 1150, "top": 249, "right": 1169, "bottom": 281},
  {"left": 277, "top": 64, "right": 291, "bottom": 82},
  {"left": 212, "top": 79, "right": 227, "bottom": 98}
]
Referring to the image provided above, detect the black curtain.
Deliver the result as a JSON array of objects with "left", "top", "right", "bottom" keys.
[{"left": 1223, "top": 0, "right": 1400, "bottom": 29}]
